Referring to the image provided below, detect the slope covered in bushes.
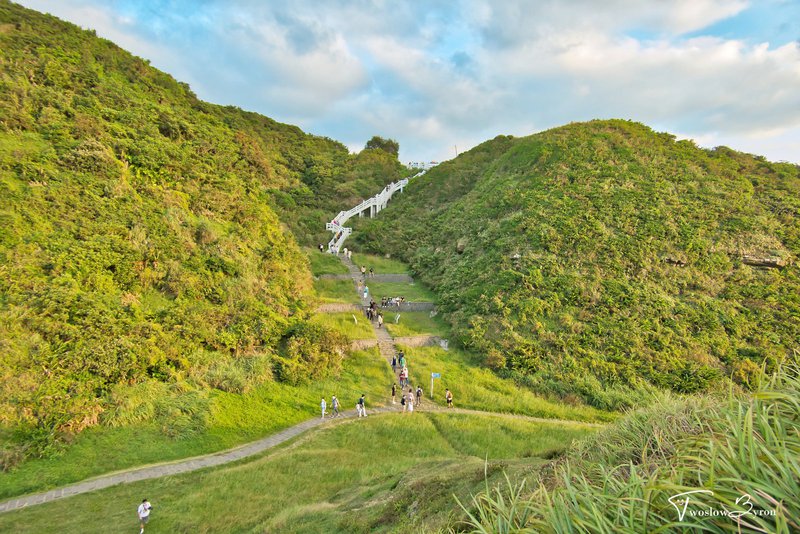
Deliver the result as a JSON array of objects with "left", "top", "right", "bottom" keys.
[
  {"left": 0, "top": 1, "right": 403, "bottom": 460},
  {"left": 355, "top": 120, "right": 800, "bottom": 408}
]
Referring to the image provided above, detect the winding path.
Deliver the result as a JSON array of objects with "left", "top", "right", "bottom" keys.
[{"left": 0, "top": 195, "right": 597, "bottom": 516}]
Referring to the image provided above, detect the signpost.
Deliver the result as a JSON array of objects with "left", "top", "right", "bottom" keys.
[{"left": 430, "top": 372, "right": 441, "bottom": 399}]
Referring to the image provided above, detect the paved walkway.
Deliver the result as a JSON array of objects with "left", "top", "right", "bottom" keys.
[{"left": 0, "top": 256, "right": 599, "bottom": 515}]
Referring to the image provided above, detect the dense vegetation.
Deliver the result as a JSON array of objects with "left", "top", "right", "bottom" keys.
[
  {"left": 355, "top": 120, "right": 800, "bottom": 408},
  {"left": 0, "top": 1, "right": 407, "bottom": 464},
  {"left": 461, "top": 363, "right": 799, "bottom": 533}
]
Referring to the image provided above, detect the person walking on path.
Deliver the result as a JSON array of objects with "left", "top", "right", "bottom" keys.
[
  {"left": 331, "top": 395, "right": 340, "bottom": 417},
  {"left": 445, "top": 389, "right": 453, "bottom": 408},
  {"left": 347, "top": 249, "right": 352, "bottom": 260},
  {"left": 320, "top": 397, "right": 327, "bottom": 419},
  {"left": 357, "top": 394, "right": 367, "bottom": 417},
  {"left": 369, "top": 267, "right": 374, "bottom": 278},
  {"left": 391, "top": 383, "right": 397, "bottom": 404},
  {"left": 416, "top": 385, "right": 423, "bottom": 408},
  {"left": 137, "top": 498, "right": 153, "bottom": 533},
  {"left": 377, "top": 312, "right": 384, "bottom": 328},
  {"left": 363, "top": 285, "right": 369, "bottom": 300},
  {"left": 407, "top": 389, "right": 415, "bottom": 414},
  {"left": 360, "top": 265, "right": 367, "bottom": 278},
  {"left": 391, "top": 355, "right": 397, "bottom": 373}
]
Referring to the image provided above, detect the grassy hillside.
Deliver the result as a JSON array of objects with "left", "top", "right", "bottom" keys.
[
  {"left": 0, "top": 412, "right": 596, "bottom": 533},
  {"left": 354, "top": 120, "right": 800, "bottom": 408},
  {"left": 461, "top": 363, "right": 800, "bottom": 533},
  {"left": 0, "top": 0, "right": 405, "bottom": 465}
]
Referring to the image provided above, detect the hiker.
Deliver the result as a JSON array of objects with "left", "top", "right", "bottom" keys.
[
  {"left": 363, "top": 285, "right": 369, "bottom": 300},
  {"left": 416, "top": 385, "right": 423, "bottom": 407},
  {"left": 391, "top": 383, "right": 397, "bottom": 404},
  {"left": 347, "top": 249, "right": 352, "bottom": 260},
  {"left": 332, "top": 395, "right": 340, "bottom": 417},
  {"left": 343, "top": 246, "right": 348, "bottom": 257},
  {"left": 357, "top": 394, "right": 367, "bottom": 417},
  {"left": 398, "top": 353, "right": 406, "bottom": 369},
  {"left": 360, "top": 265, "right": 366, "bottom": 278},
  {"left": 318, "top": 243, "right": 324, "bottom": 252},
  {"left": 446, "top": 389, "right": 453, "bottom": 408},
  {"left": 137, "top": 498, "right": 153, "bottom": 534},
  {"left": 401, "top": 389, "right": 407, "bottom": 411},
  {"left": 369, "top": 267, "right": 374, "bottom": 278},
  {"left": 377, "top": 312, "right": 384, "bottom": 328},
  {"left": 321, "top": 397, "right": 327, "bottom": 419},
  {"left": 391, "top": 355, "right": 397, "bottom": 373},
  {"left": 407, "top": 389, "right": 415, "bottom": 413}
]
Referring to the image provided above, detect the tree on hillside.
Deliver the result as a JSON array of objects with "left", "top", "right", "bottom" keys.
[{"left": 364, "top": 135, "right": 399, "bottom": 157}]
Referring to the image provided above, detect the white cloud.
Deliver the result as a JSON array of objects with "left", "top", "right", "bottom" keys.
[{"left": 14, "top": 0, "right": 800, "bottom": 164}]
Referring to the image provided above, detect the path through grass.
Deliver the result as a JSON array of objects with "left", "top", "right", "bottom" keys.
[
  {"left": 0, "top": 412, "right": 595, "bottom": 533},
  {"left": 0, "top": 348, "right": 393, "bottom": 500}
]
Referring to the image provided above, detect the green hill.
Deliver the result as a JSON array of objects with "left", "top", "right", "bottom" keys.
[
  {"left": 0, "top": 1, "right": 405, "bottom": 463},
  {"left": 355, "top": 120, "right": 800, "bottom": 408}
]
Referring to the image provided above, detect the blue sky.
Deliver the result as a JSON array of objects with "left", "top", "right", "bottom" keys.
[{"left": 19, "top": 0, "right": 800, "bottom": 163}]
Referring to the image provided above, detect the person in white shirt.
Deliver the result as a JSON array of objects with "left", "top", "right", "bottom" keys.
[
  {"left": 137, "top": 498, "right": 152, "bottom": 533},
  {"left": 320, "top": 397, "right": 327, "bottom": 419}
]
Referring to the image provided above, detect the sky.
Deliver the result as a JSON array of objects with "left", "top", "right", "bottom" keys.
[{"left": 18, "top": 0, "right": 800, "bottom": 164}]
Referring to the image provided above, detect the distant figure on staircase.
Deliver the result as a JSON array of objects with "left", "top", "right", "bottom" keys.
[
  {"left": 318, "top": 243, "right": 324, "bottom": 252},
  {"left": 391, "top": 355, "right": 397, "bottom": 373},
  {"left": 342, "top": 246, "right": 348, "bottom": 257},
  {"left": 416, "top": 386, "right": 423, "bottom": 407},
  {"left": 369, "top": 267, "right": 374, "bottom": 278},
  {"left": 320, "top": 397, "right": 326, "bottom": 419},
  {"left": 391, "top": 383, "right": 397, "bottom": 404},
  {"left": 360, "top": 265, "right": 367, "bottom": 278},
  {"left": 331, "top": 395, "right": 340, "bottom": 417},
  {"left": 377, "top": 312, "right": 384, "bottom": 328},
  {"left": 347, "top": 249, "right": 352, "bottom": 260},
  {"left": 363, "top": 285, "right": 369, "bottom": 300}
]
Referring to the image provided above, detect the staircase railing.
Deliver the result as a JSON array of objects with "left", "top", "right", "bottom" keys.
[{"left": 326, "top": 171, "right": 425, "bottom": 253}]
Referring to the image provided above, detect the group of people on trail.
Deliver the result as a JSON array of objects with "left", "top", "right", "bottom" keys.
[
  {"left": 320, "top": 395, "right": 342, "bottom": 418},
  {"left": 365, "top": 300, "right": 384, "bottom": 326},
  {"left": 321, "top": 394, "right": 365, "bottom": 418},
  {"left": 381, "top": 296, "right": 406, "bottom": 308},
  {"left": 359, "top": 265, "right": 374, "bottom": 278}
]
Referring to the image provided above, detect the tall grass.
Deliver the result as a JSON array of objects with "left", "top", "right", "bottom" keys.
[
  {"left": 400, "top": 345, "right": 613, "bottom": 423},
  {"left": 385, "top": 310, "right": 451, "bottom": 338},
  {"left": 313, "top": 278, "right": 360, "bottom": 303},
  {"left": 457, "top": 362, "right": 800, "bottom": 533},
  {"left": 350, "top": 252, "right": 410, "bottom": 274},
  {"left": 305, "top": 248, "right": 348, "bottom": 276},
  {"left": 310, "top": 312, "right": 376, "bottom": 340}
]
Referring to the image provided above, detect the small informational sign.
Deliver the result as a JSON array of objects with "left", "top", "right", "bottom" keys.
[{"left": 430, "top": 372, "right": 441, "bottom": 398}]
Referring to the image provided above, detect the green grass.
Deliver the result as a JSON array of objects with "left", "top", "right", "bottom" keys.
[
  {"left": 0, "top": 348, "right": 393, "bottom": 500},
  {"left": 384, "top": 311, "right": 451, "bottom": 338},
  {"left": 350, "top": 252, "right": 409, "bottom": 274},
  {"left": 310, "top": 312, "right": 376, "bottom": 340},
  {"left": 398, "top": 345, "right": 614, "bottom": 424},
  {"left": 305, "top": 248, "right": 349, "bottom": 276},
  {"left": 0, "top": 412, "right": 594, "bottom": 533},
  {"left": 313, "top": 278, "right": 360, "bottom": 304},
  {"left": 462, "top": 365, "right": 800, "bottom": 533},
  {"left": 366, "top": 280, "right": 436, "bottom": 302}
]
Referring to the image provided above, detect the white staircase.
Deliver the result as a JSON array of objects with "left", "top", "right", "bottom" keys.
[{"left": 326, "top": 171, "right": 425, "bottom": 253}]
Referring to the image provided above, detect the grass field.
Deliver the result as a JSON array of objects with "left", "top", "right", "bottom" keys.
[
  {"left": 398, "top": 345, "right": 615, "bottom": 424},
  {"left": 314, "top": 278, "right": 360, "bottom": 303},
  {"left": 0, "top": 348, "right": 393, "bottom": 500},
  {"left": 311, "top": 312, "right": 376, "bottom": 340},
  {"left": 384, "top": 311, "right": 451, "bottom": 338},
  {"left": 305, "top": 248, "right": 349, "bottom": 276},
  {"left": 0, "top": 412, "right": 595, "bottom": 533},
  {"left": 350, "top": 252, "right": 409, "bottom": 274},
  {"left": 366, "top": 280, "right": 436, "bottom": 302}
]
